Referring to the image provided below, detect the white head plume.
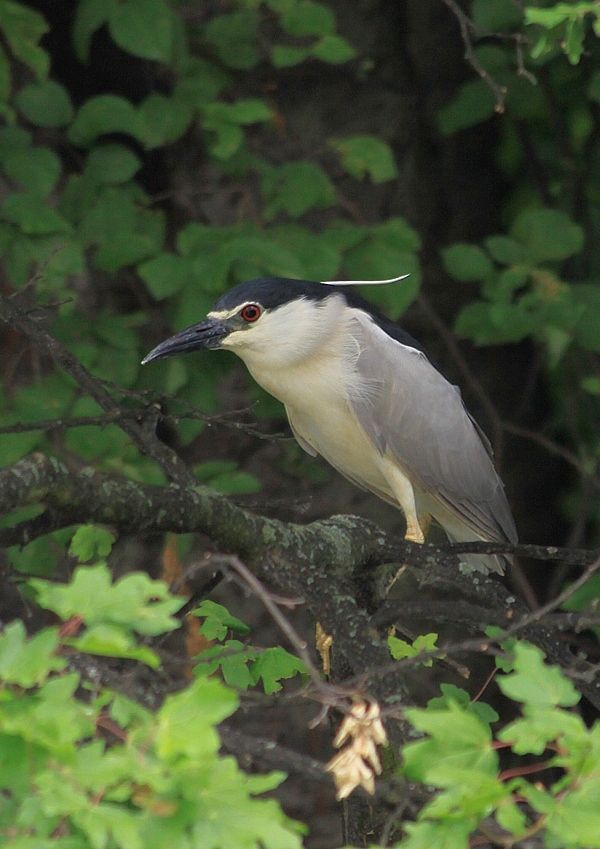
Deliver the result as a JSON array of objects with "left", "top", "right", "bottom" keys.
[{"left": 320, "top": 274, "right": 410, "bottom": 286}]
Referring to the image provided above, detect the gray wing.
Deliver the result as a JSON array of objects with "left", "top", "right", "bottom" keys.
[{"left": 348, "top": 314, "right": 517, "bottom": 545}]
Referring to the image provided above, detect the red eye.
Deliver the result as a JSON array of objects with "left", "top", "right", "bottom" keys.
[{"left": 241, "top": 304, "right": 261, "bottom": 322}]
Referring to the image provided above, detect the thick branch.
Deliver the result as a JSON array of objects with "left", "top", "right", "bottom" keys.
[
  {"left": 0, "top": 453, "right": 415, "bottom": 707},
  {"left": 2, "top": 453, "right": 599, "bottom": 711}
]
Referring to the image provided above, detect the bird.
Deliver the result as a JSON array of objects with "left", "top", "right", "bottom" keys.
[{"left": 142, "top": 276, "right": 517, "bottom": 574}]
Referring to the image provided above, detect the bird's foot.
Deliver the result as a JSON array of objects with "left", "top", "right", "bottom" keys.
[
  {"left": 315, "top": 621, "right": 333, "bottom": 677},
  {"left": 404, "top": 523, "right": 425, "bottom": 544}
]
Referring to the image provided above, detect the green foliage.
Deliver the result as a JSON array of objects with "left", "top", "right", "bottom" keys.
[
  {"left": 262, "top": 162, "right": 337, "bottom": 219},
  {"left": 0, "top": 0, "right": 48, "bottom": 82},
  {"left": 525, "top": 2, "right": 600, "bottom": 64},
  {"left": 192, "top": 601, "right": 308, "bottom": 694},
  {"left": 194, "top": 458, "right": 262, "bottom": 495},
  {"left": 193, "top": 599, "right": 251, "bottom": 640},
  {"left": 30, "top": 563, "right": 182, "bottom": 667},
  {"left": 388, "top": 632, "right": 441, "bottom": 667},
  {"left": 446, "top": 207, "right": 586, "bottom": 349},
  {"left": 331, "top": 135, "right": 398, "bottom": 183},
  {"left": 397, "top": 642, "right": 600, "bottom": 849},
  {"left": 15, "top": 79, "right": 74, "bottom": 127},
  {"left": 69, "top": 525, "right": 116, "bottom": 562},
  {"left": 0, "top": 570, "right": 302, "bottom": 848}
]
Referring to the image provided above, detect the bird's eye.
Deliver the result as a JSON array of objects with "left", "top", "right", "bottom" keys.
[{"left": 241, "top": 304, "right": 261, "bottom": 322}]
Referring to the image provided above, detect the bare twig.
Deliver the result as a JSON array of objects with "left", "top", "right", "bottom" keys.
[
  {"left": 201, "top": 553, "right": 328, "bottom": 692},
  {"left": 439, "top": 0, "right": 535, "bottom": 111},
  {"left": 0, "top": 294, "right": 194, "bottom": 486},
  {"left": 440, "top": 0, "right": 507, "bottom": 112}
]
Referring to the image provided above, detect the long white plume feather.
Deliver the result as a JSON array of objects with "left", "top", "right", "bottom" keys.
[{"left": 320, "top": 274, "right": 410, "bottom": 286}]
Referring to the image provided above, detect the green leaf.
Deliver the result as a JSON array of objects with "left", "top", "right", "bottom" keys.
[
  {"left": 196, "top": 639, "right": 257, "bottom": 689},
  {"left": 582, "top": 375, "right": 600, "bottom": 395},
  {"left": 388, "top": 632, "right": 439, "bottom": 667},
  {"left": 524, "top": 8, "right": 571, "bottom": 28},
  {"left": 15, "top": 80, "right": 74, "bottom": 127},
  {"left": 68, "top": 95, "right": 144, "bottom": 147},
  {"left": 72, "top": 0, "right": 112, "bottom": 63},
  {"left": 262, "top": 162, "right": 336, "bottom": 219},
  {"left": 30, "top": 564, "right": 182, "bottom": 636},
  {"left": 204, "top": 11, "right": 260, "bottom": 71},
  {"left": 311, "top": 34, "right": 355, "bottom": 64},
  {"left": 438, "top": 79, "right": 496, "bottom": 135},
  {"left": 156, "top": 675, "right": 238, "bottom": 760},
  {"left": 108, "top": 0, "right": 173, "bottom": 62},
  {"left": 0, "top": 0, "right": 49, "bottom": 79},
  {"left": 280, "top": 1, "right": 335, "bottom": 36},
  {"left": 344, "top": 235, "right": 420, "bottom": 315},
  {"left": 403, "top": 700, "right": 498, "bottom": 786},
  {"left": 203, "top": 118, "right": 244, "bottom": 159},
  {"left": 68, "top": 623, "right": 159, "bottom": 668},
  {"left": 498, "top": 642, "right": 580, "bottom": 708},
  {"left": 85, "top": 143, "right": 141, "bottom": 184},
  {"left": 564, "top": 16, "right": 585, "bottom": 64},
  {"left": 138, "top": 92, "right": 193, "bottom": 147},
  {"left": 204, "top": 98, "right": 272, "bottom": 126},
  {"left": 2, "top": 192, "right": 70, "bottom": 235},
  {"left": 138, "top": 252, "right": 191, "bottom": 299},
  {"left": 442, "top": 243, "right": 494, "bottom": 281},
  {"left": 209, "top": 470, "right": 262, "bottom": 495},
  {"left": 251, "top": 647, "right": 307, "bottom": 694},
  {"left": 69, "top": 526, "right": 116, "bottom": 562},
  {"left": 214, "top": 233, "right": 305, "bottom": 279},
  {"left": 331, "top": 135, "right": 398, "bottom": 183},
  {"left": 174, "top": 58, "right": 230, "bottom": 107},
  {"left": 428, "top": 683, "right": 499, "bottom": 725},
  {"left": 2, "top": 147, "right": 61, "bottom": 196},
  {"left": 0, "top": 673, "right": 95, "bottom": 753},
  {"left": 546, "top": 776, "right": 600, "bottom": 847},
  {"left": 271, "top": 45, "right": 309, "bottom": 67},
  {"left": 510, "top": 207, "right": 584, "bottom": 263},
  {"left": 499, "top": 705, "right": 586, "bottom": 755},
  {"left": 192, "top": 600, "right": 250, "bottom": 641},
  {"left": 400, "top": 819, "right": 473, "bottom": 849},
  {"left": 563, "top": 572, "right": 600, "bottom": 611},
  {"left": 496, "top": 798, "right": 528, "bottom": 837},
  {"left": 271, "top": 224, "right": 341, "bottom": 280},
  {"left": 0, "top": 622, "right": 65, "bottom": 687},
  {"left": 471, "top": 0, "right": 522, "bottom": 31},
  {"left": 483, "top": 235, "right": 526, "bottom": 265}
]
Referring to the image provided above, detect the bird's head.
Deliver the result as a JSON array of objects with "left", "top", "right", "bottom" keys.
[{"left": 142, "top": 275, "right": 410, "bottom": 369}]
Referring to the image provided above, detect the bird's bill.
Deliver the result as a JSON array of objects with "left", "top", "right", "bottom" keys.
[{"left": 141, "top": 318, "right": 229, "bottom": 364}]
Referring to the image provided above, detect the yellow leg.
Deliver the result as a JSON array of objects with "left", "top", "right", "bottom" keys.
[{"left": 381, "top": 458, "right": 425, "bottom": 544}]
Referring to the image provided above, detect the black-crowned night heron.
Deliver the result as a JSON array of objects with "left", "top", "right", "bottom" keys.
[{"left": 143, "top": 276, "right": 517, "bottom": 574}]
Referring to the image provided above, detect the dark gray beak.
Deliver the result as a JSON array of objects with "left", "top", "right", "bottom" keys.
[{"left": 141, "top": 318, "right": 229, "bottom": 365}]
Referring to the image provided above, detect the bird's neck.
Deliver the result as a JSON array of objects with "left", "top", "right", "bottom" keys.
[{"left": 240, "top": 321, "right": 358, "bottom": 409}]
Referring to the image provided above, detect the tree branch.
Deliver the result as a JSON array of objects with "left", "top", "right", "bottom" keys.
[{"left": 2, "top": 453, "right": 599, "bottom": 711}]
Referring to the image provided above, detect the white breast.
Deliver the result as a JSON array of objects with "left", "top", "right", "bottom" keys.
[{"left": 245, "top": 336, "right": 394, "bottom": 499}]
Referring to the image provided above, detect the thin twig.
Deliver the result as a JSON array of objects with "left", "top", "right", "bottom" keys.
[
  {"left": 0, "top": 294, "right": 194, "bottom": 486},
  {"left": 205, "top": 553, "right": 349, "bottom": 701},
  {"left": 440, "top": 0, "right": 507, "bottom": 112}
]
